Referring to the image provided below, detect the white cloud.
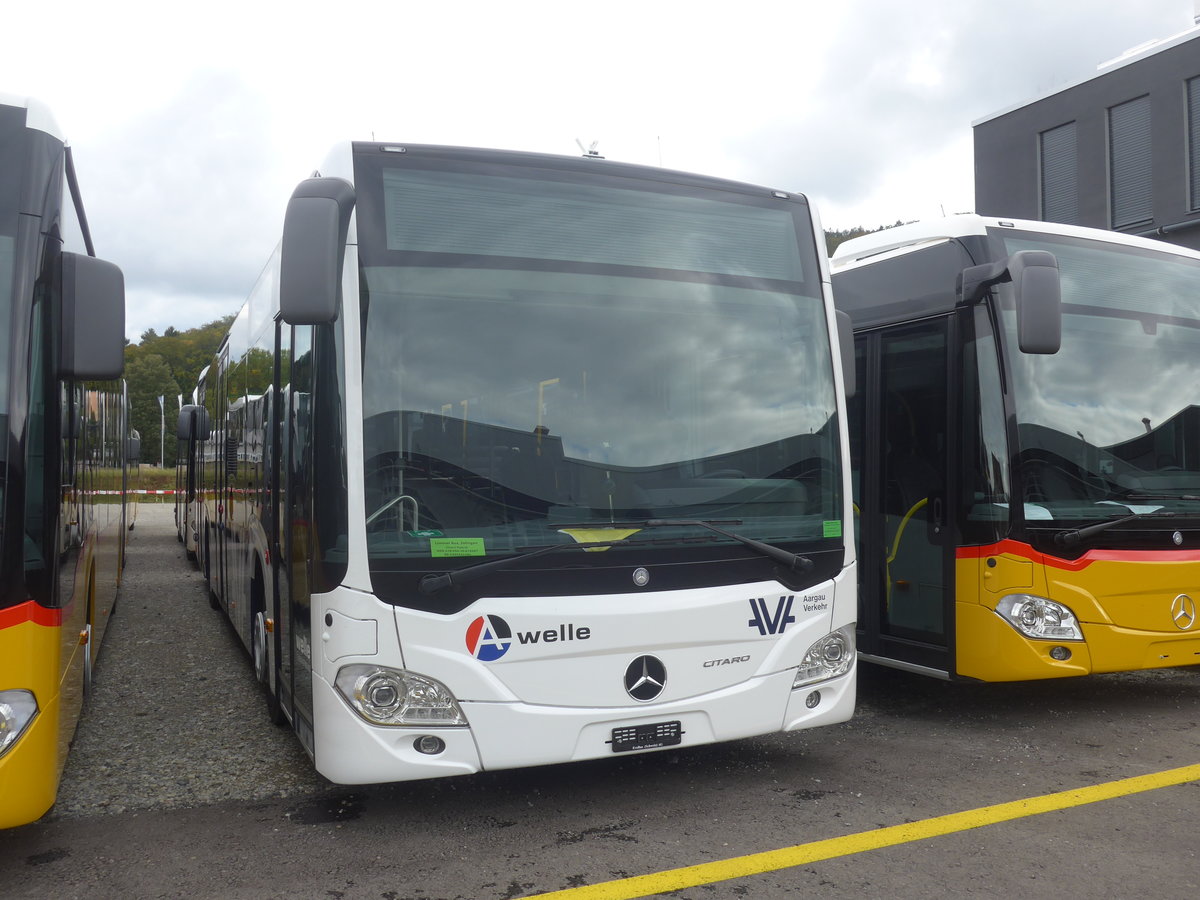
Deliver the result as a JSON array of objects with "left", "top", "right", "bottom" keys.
[{"left": 1, "top": 0, "right": 1192, "bottom": 338}]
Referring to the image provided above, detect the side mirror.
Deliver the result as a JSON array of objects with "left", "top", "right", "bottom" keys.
[
  {"left": 279, "top": 177, "right": 356, "bottom": 325},
  {"left": 59, "top": 252, "right": 126, "bottom": 379},
  {"left": 958, "top": 250, "right": 1061, "bottom": 355},
  {"left": 176, "top": 406, "right": 196, "bottom": 440},
  {"left": 177, "top": 405, "right": 212, "bottom": 441},
  {"left": 835, "top": 310, "right": 856, "bottom": 399},
  {"left": 1010, "top": 251, "right": 1061, "bottom": 355}
]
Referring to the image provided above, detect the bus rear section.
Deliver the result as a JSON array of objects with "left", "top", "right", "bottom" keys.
[
  {"left": 203, "top": 142, "right": 858, "bottom": 784},
  {"left": 832, "top": 215, "right": 1200, "bottom": 681}
]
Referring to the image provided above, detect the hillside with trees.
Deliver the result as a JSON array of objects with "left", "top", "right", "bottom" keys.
[
  {"left": 124, "top": 315, "right": 232, "bottom": 466},
  {"left": 825, "top": 222, "right": 909, "bottom": 256}
]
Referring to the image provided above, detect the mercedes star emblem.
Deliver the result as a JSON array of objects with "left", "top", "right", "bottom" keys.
[
  {"left": 1171, "top": 594, "right": 1197, "bottom": 631},
  {"left": 624, "top": 655, "right": 667, "bottom": 702}
]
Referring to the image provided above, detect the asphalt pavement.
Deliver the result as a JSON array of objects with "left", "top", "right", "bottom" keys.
[{"left": 1, "top": 501, "right": 1198, "bottom": 899}]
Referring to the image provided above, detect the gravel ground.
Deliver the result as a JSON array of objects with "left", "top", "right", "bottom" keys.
[{"left": 51, "top": 501, "right": 328, "bottom": 819}]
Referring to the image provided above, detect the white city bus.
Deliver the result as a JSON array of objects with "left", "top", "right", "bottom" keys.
[{"left": 185, "top": 142, "right": 857, "bottom": 784}]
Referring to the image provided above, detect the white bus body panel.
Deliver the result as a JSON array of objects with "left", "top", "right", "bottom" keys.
[{"left": 310, "top": 568, "right": 855, "bottom": 784}]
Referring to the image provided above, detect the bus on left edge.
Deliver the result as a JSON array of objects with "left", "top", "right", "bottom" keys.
[{"left": 0, "top": 94, "right": 127, "bottom": 829}]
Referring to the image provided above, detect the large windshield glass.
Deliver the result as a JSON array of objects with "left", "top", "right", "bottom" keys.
[
  {"left": 357, "top": 156, "right": 841, "bottom": 578},
  {"left": 997, "top": 228, "right": 1200, "bottom": 524},
  {"left": 0, "top": 234, "right": 11, "bottom": 423},
  {"left": 2, "top": 123, "right": 20, "bottom": 553},
  {"left": 0, "top": 233, "right": 11, "bottom": 550}
]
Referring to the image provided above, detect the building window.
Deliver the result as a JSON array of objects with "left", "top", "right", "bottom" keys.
[
  {"left": 1109, "top": 95, "right": 1153, "bottom": 228},
  {"left": 1188, "top": 77, "right": 1200, "bottom": 212},
  {"left": 1039, "top": 122, "right": 1077, "bottom": 224}
]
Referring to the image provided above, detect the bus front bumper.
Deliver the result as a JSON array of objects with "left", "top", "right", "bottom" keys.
[{"left": 310, "top": 664, "right": 855, "bottom": 785}]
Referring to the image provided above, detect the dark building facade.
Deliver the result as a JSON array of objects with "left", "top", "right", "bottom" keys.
[{"left": 974, "top": 25, "right": 1200, "bottom": 252}]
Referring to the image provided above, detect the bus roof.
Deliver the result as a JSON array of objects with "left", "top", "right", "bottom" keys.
[
  {"left": 0, "top": 93, "right": 65, "bottom": 141},
  {"left": 344, "top": 140, "right": 812, "bottom": 204},
  {"left": 831, "top": 214, "right": 1200, "bottom": 272}
]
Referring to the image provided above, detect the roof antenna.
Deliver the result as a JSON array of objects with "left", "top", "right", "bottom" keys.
[{"left": 575, "top": 139, "right": 604, "bottom": 159}]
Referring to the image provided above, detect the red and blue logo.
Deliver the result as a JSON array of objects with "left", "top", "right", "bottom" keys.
[{"left": 465, "top": 614, "right": 513, "bottom": 661}]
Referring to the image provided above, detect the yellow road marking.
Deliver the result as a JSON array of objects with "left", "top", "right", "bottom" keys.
[{"left": 528, "top": 762, "right": 1200, "bottom": 899}]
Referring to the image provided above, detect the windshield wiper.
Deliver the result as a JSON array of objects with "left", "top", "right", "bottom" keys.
[
  {"left": 419, "top": 518, "right": 816, "bottom": 595},
  {"left": 419, "top": 539, "right": 627, "bottom": 595},
  {"left": 1053, "top": 511, "right": 1177, "bottom": 547},
  {"left": 639, "top": 518, "right": 815, "bottom": 573},
  {"left": 1119, "top": 492, "right": 1200, "bottom": 502}
]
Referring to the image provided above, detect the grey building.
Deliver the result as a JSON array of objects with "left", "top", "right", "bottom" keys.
[{"left": 973, "top": 22, "right": 1200, "bottom": 251}]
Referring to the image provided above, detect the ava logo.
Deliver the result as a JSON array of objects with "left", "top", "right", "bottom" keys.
[
  {"left": 465, "top": 614, "right": 513, "bottom": 661},
  {"left": 748, "top": 596, "right": 796, "bottom": 635}
]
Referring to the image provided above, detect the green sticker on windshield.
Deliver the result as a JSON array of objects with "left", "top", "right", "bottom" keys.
[
  {"left": 823, "top": 520, "right": 843, "bottom": 538},
  {"left": 429, "top": 537, "right": 486, "bottom": 558}
]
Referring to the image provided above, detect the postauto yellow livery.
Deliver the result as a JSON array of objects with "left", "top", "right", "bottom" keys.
[
  {"left": 0, "top": 94, "right": 128, "bottom": 828},
  {"left": 832, "top": 215, "right": 1200, "bottom": 680}
]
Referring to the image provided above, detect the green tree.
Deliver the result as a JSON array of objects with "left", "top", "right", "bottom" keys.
[
  {"left": 824, "top": 221, "right": 912, "bottom": 256},
  {"left": 125, "top": 353, "right": 181, "bottom": 467},
  {"left": 125, "top": 314, "right": 234, "bottom": 409}
]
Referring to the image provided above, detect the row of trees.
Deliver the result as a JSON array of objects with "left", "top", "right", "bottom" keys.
[{"left": 125, "top": 316, "right": 232, "bottom": 467}]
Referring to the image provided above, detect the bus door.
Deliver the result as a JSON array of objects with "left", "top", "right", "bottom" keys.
[
  {"left": 270, "top": 320, "right": 316, "bottom": 748},
  {"left": 214, "top": 345, "right": 231, "bottom": 605},
  {"left": 852, "top": 319, "right": 953, "bottom": 674},
  {"left": 286, "top": 325, "right": 315, "bottom": 747},
  {"left": 271, "top": 320, "right": 293, "bottom": 719}
]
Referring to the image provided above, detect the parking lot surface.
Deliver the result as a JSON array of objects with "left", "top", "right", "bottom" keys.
[{"left": 2, "top": 502, "right": 1198, "bottom": 898}]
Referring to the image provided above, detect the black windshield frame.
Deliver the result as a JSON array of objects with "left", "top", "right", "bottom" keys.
[
  {"left": 986, "top": 226, "right": 1200, "bottom": 545},
  {"left": 350, "top": 145, "right": 844, "bottom": 609}
]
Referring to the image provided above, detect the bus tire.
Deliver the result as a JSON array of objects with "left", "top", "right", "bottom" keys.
[
  {"left": 253, "top": 611, "right": 285, "bottom": 725},
  {"left": 82, "top": 623, "right": 94, "bottom": 699},
  {"left": 204, "top": 532, "right": 219, "bottom": 610}
]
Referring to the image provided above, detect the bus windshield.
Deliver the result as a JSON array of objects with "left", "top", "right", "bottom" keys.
[
  {"left": 357, "top": 159, "right": 841, "bottom": 576},
  {"left": 997, "top": 228, "right": 1200, "bottom": 524}
]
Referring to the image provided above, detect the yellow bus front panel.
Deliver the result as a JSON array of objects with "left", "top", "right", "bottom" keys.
[
  {"left": 0, "top": 608, "right": 65, "bottom": 829},
  {"left": 956, "top": 540, "right": 1200, "bottom": 681}
]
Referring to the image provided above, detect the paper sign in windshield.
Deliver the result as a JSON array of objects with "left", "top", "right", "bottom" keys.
[{"left": 429, "top": 538, "right": 487, "bottom": 558}]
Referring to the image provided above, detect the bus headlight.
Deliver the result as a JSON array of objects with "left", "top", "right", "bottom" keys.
[
  {"left": 793, "top": 625, "right": 856, "bottom": 688},
  {"left": 996, "top": 594, "right": 1084, "bottom": 641},
  {"left": 0, "top": 690, "right": 39, "bottom": 758},
  {"left": 334, "top": 665, "right": 468, "bottom": 727}
]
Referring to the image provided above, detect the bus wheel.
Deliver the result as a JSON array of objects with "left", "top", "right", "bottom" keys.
[
  {"left": 253, "top": 612, "right": 285, "bottom": 725},
  {"left": 82, "top": 623, "right": 94, "bottom": 699},
  {"left": 204, "top": 535, "right": 219, "bottom": 609},
  {"left": 253, "top": 612, "right": 269, "bottom": 683}
]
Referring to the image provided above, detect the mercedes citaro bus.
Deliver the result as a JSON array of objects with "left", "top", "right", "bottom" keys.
[
  {"left": 0, "top": 95, "right": 128, "bottom": 828},
  {"left": 832, "top": 215, "right": 1200, "bottom": 681},
  {"left": 180, "top": 141, "right": 859, "bottom": 784}
]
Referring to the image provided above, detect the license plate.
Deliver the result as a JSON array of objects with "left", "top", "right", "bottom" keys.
[{"left": 610, "top": 721, "right": 683, "bottom": 753}]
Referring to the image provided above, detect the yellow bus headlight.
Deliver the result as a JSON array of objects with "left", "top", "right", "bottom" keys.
[
  {"left": 995, "top": 595, "right": 1084, "bottom": 641},
  {"left": 0, "top": 690, "right": 39, "bottom": 758}
]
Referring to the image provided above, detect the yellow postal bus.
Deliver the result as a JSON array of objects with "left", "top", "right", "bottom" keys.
[
  {"left": 0, "top": 95, "right": 127, "bottom": 828},
  {"left": 832, "top": 215, "right": 1200, "bottom": 681}
]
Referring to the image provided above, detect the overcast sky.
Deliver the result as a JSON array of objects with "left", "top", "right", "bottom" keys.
[{"left": 3, "top": 0, "right": 1195, "bottom": 342}]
